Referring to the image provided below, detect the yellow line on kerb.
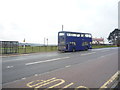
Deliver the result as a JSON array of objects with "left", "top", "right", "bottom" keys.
[
  {"left": 100, "top": 71, "right": 119, "bottom": 89},
  {"left": 62, "top": 83, "right": 74, "bottom": 88},
  {"left": 75, "top": 86, "right": 90, "bottom": 90},
  {"left": 59, "top": 83, "right": 74, "bottom": 90}
]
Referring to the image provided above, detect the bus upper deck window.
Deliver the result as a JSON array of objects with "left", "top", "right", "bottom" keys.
[
  {"left": 85, "top": 34, "right": 89, "bottom": 37},
  {"left": 59, "top": 33, "right": 65, "bottom": 36},
  {"left": 76, "top": 34, "right": 80, "bottom": 37},
  {"left": 89, "top": 34, "right": 92, "bottom": 38},
  {"left": 67, "top": 33, "right": 71, "bottom": 36},
  {"left": 72, "top": 34, "right": 77, "bottom": 37},
  {"left": 81, "top": 34, "right": 84, "bottom": 37}
]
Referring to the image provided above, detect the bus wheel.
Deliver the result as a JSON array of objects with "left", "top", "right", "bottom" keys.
[
  {"left": 72, "top": 48, "right": 75, "bottom": 52},
  {"left": 85, "top": 47, "right": 88, "bottom": 51}
]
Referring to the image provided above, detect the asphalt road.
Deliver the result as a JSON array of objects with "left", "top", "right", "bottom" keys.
[{"left": 2, "top": 47, "right": 119, "bottom": 88}]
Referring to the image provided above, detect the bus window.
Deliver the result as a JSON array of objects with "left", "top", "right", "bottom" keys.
[
  {"left": 73, "top": 42, "right": 76, "bottom": 45},
  {"left": 90, "top": 42, "right": 92, "bottom": 45},
  {"left": 60, "top": 41, "right": 65, "bottom": 44},
  {"left": 81, "top": 34, "right": 84, "bottom": 37},
  {"left": 67, "top": 33, "right": 77, "bottom": 37},
  {"left": 76, "top": 34, "right": 80, "bottom": 37},
  {"left": 85, "top": 34, "right": 89, "bottom": 37},
  {"left": 89, "top": 34, "right": 92, "bottom": 38},
  {"left": 82, "top": 42, "right": 85, "bottom": 46},
  {"left": 67, "top": 33, "right": 71, "bottom": 36},
  {"left": 70, "top": 42, "right": 76, "bottom": 45},
  {"left": 85, "top": 42, "right": 88, "bottom": 45},
  {"left": 72, "top": 34, "right": 77, "bottom": 37},
  {"left": 82, "top": 42, "right": 88, "bottom": 46},
  {"left": 59, "top": 33, "right": 65, "bottom": 36}
]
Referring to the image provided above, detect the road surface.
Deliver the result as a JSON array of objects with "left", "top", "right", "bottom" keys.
[{"left": 2, "top": 47, "right": 119, "bottom": 88}]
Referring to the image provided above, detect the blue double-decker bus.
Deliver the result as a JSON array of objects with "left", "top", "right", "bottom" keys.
[{"left": 58, "top": 31, "right": 92, "bottom": 52}]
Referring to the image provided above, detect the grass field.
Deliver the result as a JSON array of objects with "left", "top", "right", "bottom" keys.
[
  {"left": 18, "top": 46, "right": 57, "bottom": 54},
  {"left": 92, "top": 45, "right": 117, "bottom": 49}
]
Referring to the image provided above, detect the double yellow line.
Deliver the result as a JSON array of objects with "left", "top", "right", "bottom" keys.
[{"left": 100, "top": 71, "right": 120, "bottom": 89}]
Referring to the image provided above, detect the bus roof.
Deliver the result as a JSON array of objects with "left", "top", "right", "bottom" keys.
[{"left": 58, "top": 31, "right": 91, "bottom": 35}]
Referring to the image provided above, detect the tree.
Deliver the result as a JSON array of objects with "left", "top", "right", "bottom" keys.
[{"left": 108, "top": 29, "right": 120, "bottom": 46}]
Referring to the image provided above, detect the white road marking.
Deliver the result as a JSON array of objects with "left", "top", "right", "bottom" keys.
[
  {"left": 92, "top": 47, "right": 117, "bottom": 51},
  {"left": 25, "top": 57, "right": 70, "bottom": 66},
  {"left": 101, "top": 50, "right": 110, "bottom": 52},
  {"left": 34, "top": 74, "right": 38, "bottom": 76},
  {"left": 47, "top": 55, "right": 53, "bottom": 57},
  {"left": 65, "top": 53, "right": 71, "bottom": 54},
  {"left": 99, "top": 52, "right": 117, "bottom": 59},
  {"left": 21, "top": 77, "right": 26, "bottom": 80},
  {"left": 100, "top": 56, "right": 105, "bottom": 58},
  {"left": 65, "top": 65, "right": 71, "bottom": 68},
  {"left": 81, "top": 52, "right": 96, "bottom": 56},
  {"left": 6, "top": 66, "right": 14, "bottom": 69},
  {"left": 93, "top": 49, "right": 103, "bottom": 51},
  {"left": 3, "top": 58, "right": 27, "bottom": 63}
]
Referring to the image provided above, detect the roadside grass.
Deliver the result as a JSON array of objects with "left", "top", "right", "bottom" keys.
[
  {"left": 1, "top": 45, "right": 117, "bottom": 54},
  {"left": 92, "top": 45, "right": 117, "bottom": 49},
  {"left": 19, "top": 45, "right": 116, "bottom": 54},
  {"left": 18, "top": 46, "right": 57, "bottom": 54}
]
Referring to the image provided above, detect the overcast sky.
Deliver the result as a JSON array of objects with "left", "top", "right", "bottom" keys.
[{"left": 0, "top": 0, "right": 119, "bottom": 44}]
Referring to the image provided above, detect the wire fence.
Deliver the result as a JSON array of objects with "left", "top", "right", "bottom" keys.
[
  {"left": 1, "top": 46, "right": 58, "bottom": 54},
  {"left": 0, "top": 41, "right": 19, "bottom": 54},
  {"left": 18, "top": 46, "right": 57, "bottom": 54},
  {"left": 1, "top": 44, "right": 117, "bottom": 54}
]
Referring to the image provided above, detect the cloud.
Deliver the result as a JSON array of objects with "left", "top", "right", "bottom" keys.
[{"left": 0, "top": 0, "right": 119, "bottom": 44}]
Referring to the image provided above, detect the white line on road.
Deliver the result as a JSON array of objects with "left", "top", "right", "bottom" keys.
[
  {"left": 92, "top": 47, "right": 117, "bottom": 51},
  {"left": 25, "top": 57, "right": 70, "bottom": 66},
  {"left": 64, "top": 53, "right": 71, "bottom": 54},
  {"left": 81, "top": 52, "right": 96, "bottom": 56},
  {"left": 47, "top": 55, "right": 54, "bottom": 57},
  {"left": 65, "top": 65, "right": 71, "bottom": 68},
  {"left": 34, "top": 74, "right": 38, "bottom": 76},
  {"left": 3, "top": 58, "right": 27, "bottom": 63},
  {"left": 100, "top": 56, "right": 105, "bottom": 58},
  {"left": 21, "top": 77, "right": 26, "bottom": 80},
  {"left": 6, "top": 66, "right": 14, "bottom": 69},
  {"left": 98, "top": 52, "right": 117, "bottom": 59},
  {"left": 101, "top": 50, "right": 110, "bottom": 52}
]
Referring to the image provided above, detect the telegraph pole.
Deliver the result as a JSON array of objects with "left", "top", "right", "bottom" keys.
[
  {"left": 46, "top": 38, "right": 48, "bottom": 46},
  {"left": 23, "top": 38, "right": 25, "bottom": 48},
  {"left": 44, "top": 37, "right": 45, "bottom": 46},
  {"left": 118, "top": 2, "right": 120, "bottom": 47},
  {"left": 23, "top": 38, "right": 26, "bottom": 53},
  {"left": 62, "top": 25, "right": 63, "bottom": 31}
]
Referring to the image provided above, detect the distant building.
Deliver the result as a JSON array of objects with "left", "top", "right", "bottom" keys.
[{"left": 92, "top": 38, "right": 104, "bottom": 44}]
